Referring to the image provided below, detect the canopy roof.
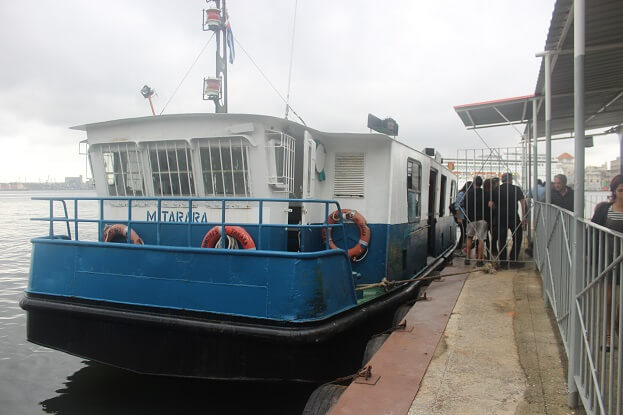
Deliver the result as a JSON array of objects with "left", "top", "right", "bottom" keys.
[
  {"left": 455, "top": 0, "right": 623, "bottom": 137},
  {"left": 454, "top": 95, "right": 535, "bottom": 130},
  {"left": 532, "top": 0, "right": 623, "bottom": 136}
]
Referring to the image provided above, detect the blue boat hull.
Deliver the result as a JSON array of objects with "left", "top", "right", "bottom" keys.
[{"left": 21, "top": 197, "right": 457, "bottom": 382}]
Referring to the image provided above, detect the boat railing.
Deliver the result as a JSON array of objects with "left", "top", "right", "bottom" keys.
[{"left": 31, "top": 196, "right": 347, "bottom": 252}]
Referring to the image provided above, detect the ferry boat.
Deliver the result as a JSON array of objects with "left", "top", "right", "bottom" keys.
[{"left": 20, "top": 4, "right": 458, "bottom": 383}]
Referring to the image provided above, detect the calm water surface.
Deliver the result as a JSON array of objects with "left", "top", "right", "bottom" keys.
[{"left": 0, "top": 191, "right": 315, "bottom": 415}]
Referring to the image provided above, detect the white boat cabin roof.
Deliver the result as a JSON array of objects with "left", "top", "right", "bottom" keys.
[{"left": 71, "top": 112, "right": 426, "bottom": 157}]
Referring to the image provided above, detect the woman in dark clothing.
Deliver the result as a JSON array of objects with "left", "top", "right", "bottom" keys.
[
  {"left": 455, "top": 181, "right": 472, "bottom": 254},
  {"left": 591, "top": 174, "right": 623, "bottom": 351}
]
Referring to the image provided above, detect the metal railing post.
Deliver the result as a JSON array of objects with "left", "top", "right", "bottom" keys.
[
  {"left": 545, "top": 52, "right": 552, "bottom": 205},
  {"left": 568, "top": 0, "right": 585, "bottom": 407},
  {"left": 258, "top": 200, "right": 263, "bottom": 250},
  {"left": 187, "top": 199, "right": 193, "bottom": 247}
]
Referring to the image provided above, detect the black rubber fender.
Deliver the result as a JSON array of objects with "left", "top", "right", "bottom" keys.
[
  {"left": 392, "top": 304, "right": 412, "bottom": 327},
  {"left": 302, "top": 384, "right": 347, "bottom": 415},
  {"left": 361, "top": 333, "right": 390, "bottom": 366}
]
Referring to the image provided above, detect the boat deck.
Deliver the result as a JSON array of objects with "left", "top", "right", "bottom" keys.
[{"left": 328, "top": 261, "right": 586, "bottom": 415}]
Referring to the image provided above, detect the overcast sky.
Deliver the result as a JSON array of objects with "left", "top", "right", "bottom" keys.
[{"left": 0, "top": 0, "right": 617, "bottom": 183}]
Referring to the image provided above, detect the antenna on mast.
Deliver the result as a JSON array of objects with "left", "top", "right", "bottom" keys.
[
  {"left": 203, "top": 0, "right": 228, "bottom": 113},
  {"left": 284, "top": 0, "right": 299, "bottom": 120}
]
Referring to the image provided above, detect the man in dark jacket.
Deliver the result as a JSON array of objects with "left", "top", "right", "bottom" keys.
[
  {"left": 551, "top": 174, "right": 574, "bottom": 211},
  {"left": 489, "top": 173, "right": 527, "bottom": 268}
]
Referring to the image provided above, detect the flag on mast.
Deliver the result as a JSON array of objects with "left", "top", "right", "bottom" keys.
[{"left": 225, "top": 19, "right": 235, "bottom": 64}]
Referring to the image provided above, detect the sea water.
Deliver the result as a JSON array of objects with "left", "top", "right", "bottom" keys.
[{"left": 0, "top": 191, "right": 314, "bottom": 415}]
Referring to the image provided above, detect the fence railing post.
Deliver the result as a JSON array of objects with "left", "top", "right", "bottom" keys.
[
  {"left": 542, "top": 205, "right": 549, "bottom": 308},
  {"left": 567, "top": 218, "right": 584, "bottom": 408}
]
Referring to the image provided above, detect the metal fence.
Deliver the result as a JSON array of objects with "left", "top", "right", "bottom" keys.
[{"left": 534, "top": 201, "right": 622, "bottom": 415}]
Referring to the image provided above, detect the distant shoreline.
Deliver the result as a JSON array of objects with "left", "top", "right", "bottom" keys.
[{"left": 0, "top": 185, "right": 94, "bottom": 192}]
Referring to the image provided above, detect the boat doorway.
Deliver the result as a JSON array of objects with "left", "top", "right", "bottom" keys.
[{"left": 427, "top": 168, "right": 438, "bottom": 256}]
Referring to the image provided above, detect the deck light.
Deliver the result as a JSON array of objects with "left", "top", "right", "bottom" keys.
[
  {"left": 141, "top": 85, "right": 156, "bottom": 116},
  {"left": 203, "top": 77, "right": 222, "bottom": 100},
  {"left": 203, "top": 7, "right": 222, "bottom": 30},
  {"left": 141, "top": 85, "right": 154, "bottom": 99}
]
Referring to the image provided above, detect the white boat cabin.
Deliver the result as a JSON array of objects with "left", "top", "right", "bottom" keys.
[{"left": 75, "top": 113, "right": 456, "bottom": 227}]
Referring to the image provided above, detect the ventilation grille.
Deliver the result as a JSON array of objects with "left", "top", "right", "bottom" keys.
[{"left": 334, "top": 153, "right": 365, "bottom": 198}]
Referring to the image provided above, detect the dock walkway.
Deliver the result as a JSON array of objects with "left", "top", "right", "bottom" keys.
[{"left": 329, "top": 262, "right": 586, "bottom": 415}]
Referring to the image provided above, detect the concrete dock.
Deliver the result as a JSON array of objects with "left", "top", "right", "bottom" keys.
[{"left": 329, "top": 261, "right": 586, "bottom": 415}]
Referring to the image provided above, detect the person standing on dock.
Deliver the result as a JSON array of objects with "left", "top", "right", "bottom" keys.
[
  {"left": 590, "top": 174, "right": 623, "bottom": 351},
  {"left": 530, "top": 179, "right": 545, "bottom": 202},
  {"left": 463, "top": 176, "right": 488, "bottom": 266},
  {"left": 551, "top": 174, "right": 574, "bottom": 211},
  {"left": 455, "top": 181, "right": 472, "bottom": 256},
  {"left": 483, "top": 177, "right": 499, "bottom": 261},
  {"left": 489, "top": 173, "right": 527, "bottom": 269}
]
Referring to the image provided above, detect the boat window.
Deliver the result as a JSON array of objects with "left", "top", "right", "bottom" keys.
[
  {"left": 439, "top": 175, "right": 447, "bottom": 216},
  {"left": 100, "top": 143, "right": 145, "bottom": 196},
  {"left": 450, "top": 179, "right": 457, "bottom": 208},
  {"left": 199, "top": 137, "right": 250, "bottom": 196},
  {"left": 306, "top": 148, "right": 312, "bottom": 195},
  {"left": 407, "top": 158, "right": 421, "bottom": 222},
  {"left": 146, "top": 141, "right": 195, "bottom": 196},
  {"left": 266, "top": 132, "right": 295, "bottom": 193},
  {"left": 334, "top": 153, "right": 365, "bottom": 198}
]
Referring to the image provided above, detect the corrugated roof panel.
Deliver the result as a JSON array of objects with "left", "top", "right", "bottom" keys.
[
  {"left": 456, "top": 0, "right": 622, "bottom": 136},
  {"left": 453, "top": 96, "right": 535, "bottom": 129},
  {"left": 531, "top": 0, "right": 623, "bottom": 135}
]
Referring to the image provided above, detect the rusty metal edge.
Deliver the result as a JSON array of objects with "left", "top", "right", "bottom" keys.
[{"left": 328, "top": 265, "right": 468, "bottom": 415}]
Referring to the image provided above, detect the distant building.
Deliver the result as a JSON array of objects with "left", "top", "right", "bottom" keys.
[
  {"left": 0, "top": 175, "right": 93, "bottom": 191},
  {"left": 586, "top": 163, "right": 609, "bottom": 190},
  {"left": 609, "top": 157, "right": 621, "bottom": 175},
  {"left": 557, "top": 152, "right": 575, "bottom": 184},
  {"left": 0, "top": 182, "right": 26, "bottom": 190},
  {"left": 64, "top": 176, "right": 83, "bottom": 187},
  {"left": 558, "top": 153, "right": 620, "bottom": 190}
]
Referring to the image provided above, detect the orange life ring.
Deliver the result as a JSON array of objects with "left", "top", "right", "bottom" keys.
[
  {"left": 102, "top": 224, "right": 144, "bottom": 244},
  {"left": 201, "top": 225, "right": 256, "bottom": 249},
  {"left": 321, "top": 209, "right": 370, "bottom": 261}
]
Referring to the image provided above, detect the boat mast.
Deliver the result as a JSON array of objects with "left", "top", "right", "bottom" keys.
[{"left": 203, "top": 0, "right": 228, "bottom": 113}]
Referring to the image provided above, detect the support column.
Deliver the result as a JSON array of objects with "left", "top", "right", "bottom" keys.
[
  {"left": 527, "top": 129, "right": 532, "bottom": 241},
  {"left": 533, "top": 99, "right": 546, "bottom": 304},
  {"left": 545, "top": 53, "right": 552, "bottom": 204},
  {"left": 568, "top": 0, "right": 585, "bottom": 408},
  {"left": 533, "top": 99, "right": 539, "bottom": 206},
  {"left": 618, "top": 126, "right": 623, "bottom": 174}
]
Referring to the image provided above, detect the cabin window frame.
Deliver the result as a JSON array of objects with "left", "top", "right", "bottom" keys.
[
  {"left": 265, "top": 131, "right": 295, "bottom": 194},
  {"left": 98, "top": 142, "right": 146, "bottom": 197},
  {"left": 439, "top": 175, "right": 447, "bottom": 216},
  {"left": 145, "top": 140, "right": 196, "bottom": 197},
  {"left": 450, "top": 179, "right": 457, "bottom": 213},
  {"left": 407, "top": 158, "right": 422, "bottom": 222},
  {"left": 198, "top": 136, "right": 251, "bottom": 197}
]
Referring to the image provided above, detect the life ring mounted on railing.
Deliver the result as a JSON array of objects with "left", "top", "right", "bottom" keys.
[
  {"left": 321, "top": 209, "right": 370, "bottom": 262},
  {"left": 102, "top": 224, "right": 144, "bottom": 244},
  {"left": 201, "top": 225, "right": 256, "bottom": 249}
]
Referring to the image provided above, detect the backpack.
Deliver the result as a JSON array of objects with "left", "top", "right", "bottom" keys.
[
  {"left": 449, "top": 201, "right": 457, "bottom": 215},
  {"left": 449, "top": 200, "right": 458, "bottom": 222}
]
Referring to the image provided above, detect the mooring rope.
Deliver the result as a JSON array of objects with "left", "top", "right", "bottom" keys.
[{"left": 355, "top": 263, "right": 496, "bottom": 291}]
